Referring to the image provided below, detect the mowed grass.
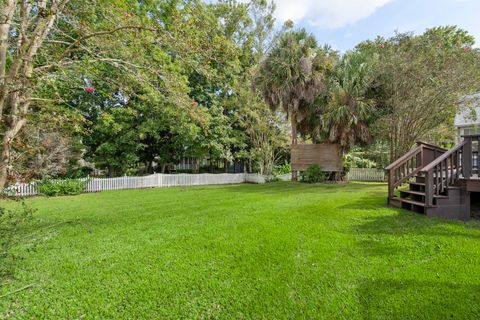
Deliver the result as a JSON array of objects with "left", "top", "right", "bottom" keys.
[{"left": 2, "top": 182, "right": 480, "bottom": 319}]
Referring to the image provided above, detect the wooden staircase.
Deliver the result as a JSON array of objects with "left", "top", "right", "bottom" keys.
[
  {"left": 386, "top": 140, "right": 473, "bottom": 220},
  {"left": 396, "top": 175, "right": 435, "bottom": 212}
]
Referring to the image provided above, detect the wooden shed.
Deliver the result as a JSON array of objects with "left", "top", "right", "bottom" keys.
[{"left": 291, "top": 144, "right": 343, "bottom": 172}]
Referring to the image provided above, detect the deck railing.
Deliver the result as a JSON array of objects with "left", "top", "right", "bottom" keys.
[
  {"left": 385, "top": 142, "right": 446, "bottom": 200},
  {"left": 420, "top": 140, "right": 469, "bottom": 206}
]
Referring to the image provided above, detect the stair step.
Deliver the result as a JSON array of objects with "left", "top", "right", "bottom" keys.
[
  {"left": 400, "top": 190, "right": 448, "bottom": 199},
  {"left": 399, "top": 198, "right": 427, "bottom": 207},
  {"left": 409, "top": 182, "right": 441, "bottom": 191},
  {"left": 388, "top": 197, "right": 401, "bottom": 208},
  {"left": 415, "top": 175, "right": 425, "bottom": 183},
  {"left": 409, "top": 182, "right": 425, "bottom": 187}
]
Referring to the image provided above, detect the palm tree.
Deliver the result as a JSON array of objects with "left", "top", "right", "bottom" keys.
[
  {"left": 253, "top": 29, "right": 334, "bottom": 179},
  {"left": 320, "top": 51, "right": 375, "bottom": 154}
]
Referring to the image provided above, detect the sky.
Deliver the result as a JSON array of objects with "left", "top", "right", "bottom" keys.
[{"left": 268, "top": 0, "right": 480, "bottom": 51}]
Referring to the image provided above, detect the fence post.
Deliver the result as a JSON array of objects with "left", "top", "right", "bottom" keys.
[{"left": 158, "top": 173, "right": 163, "bottom": 188}]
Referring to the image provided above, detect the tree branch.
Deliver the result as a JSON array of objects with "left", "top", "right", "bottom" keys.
[{"left": 57, "top": 25, "right": 157, "bottom": 62}]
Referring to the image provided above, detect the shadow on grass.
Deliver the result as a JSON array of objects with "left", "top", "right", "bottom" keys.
[
  {"left": 356, "top": 213, "right": 480, "bottom": 237},
  {"left": 343, "top": 190, "right": 480, "bottom": 236},
  {"left": 349, "top": 202, "right": 480, "bottom": 317},
  {"left": 347, "top": 197, "right": 480, "bottom": 242},
  {"left": 357, "top": 278, "right": 480, "bottom": 319}
]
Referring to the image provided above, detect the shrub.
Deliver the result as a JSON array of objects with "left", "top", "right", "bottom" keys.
[
  {"left": 37, "top": 178, "right": 87, "bottom": 196},
  {"left": 266, "top": 175, "right": 281, "bottom": 183},
  {"left": 273, "top": 162, "right": 291, "bottom": 175},
  {"left": 0, "top": 186, "right": 19, "bottom": 198},
  {"left": 343, "top": 154, "right": 377, "bottom": 171},
  {"left": 300, "top": 164, "right": 328, "bottom": 183},
  {"left": 66, "top": 166, "right": 93, "bottom": 179},
  {"left": 0, "top": 202, "right": 34, "bottom": 279}
]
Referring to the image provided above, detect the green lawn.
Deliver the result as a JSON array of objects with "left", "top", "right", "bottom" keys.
[{"left": 2, "top": 182, "right": 480, "bottom": 319}]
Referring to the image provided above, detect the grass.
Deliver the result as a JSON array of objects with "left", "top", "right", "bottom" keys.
[{"left": 1, "top": 182, "right": 480, "bottom": 319}]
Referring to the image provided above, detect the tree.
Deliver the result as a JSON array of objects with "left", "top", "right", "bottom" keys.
[
  {"left": 240, "top": 101, "right": 288, "bottom": 175},
  {"left": 137, "top": 94, "right": 200, "bottom": 174},
  {"left": 253, "top": 29, "right": 334, "bottom": 179},
  {"left": 91, "top": 106, "right": 141, "bottom": 176},
  {"left": 0, "top": 0, "right": 69, "bottom": 187},
  {"left": 320, "top": 51, "right": 375, "bottom": 153},
  {"left": 0, "top": 0, "right": 155, "bottom": 186},
  {"left": 9, "top": 104, "right": 83, "bottom": 181},
  {"left": 1, "top": 0, "right": 257, "bottom": 184},
  {"left": 359, "top": 28, "right": 480, "bottom": 161},
  {"left": 423, "top": 25, "right": 475, "bottom": 48}
]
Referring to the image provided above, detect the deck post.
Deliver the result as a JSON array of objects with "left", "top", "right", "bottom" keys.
[{"left": 463, "top": 137, "right": 472, "bottom": 179}]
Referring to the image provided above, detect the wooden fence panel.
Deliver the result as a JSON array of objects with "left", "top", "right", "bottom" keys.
[{"left": 347, "top": 168, "right": 386, "bottom": 182}]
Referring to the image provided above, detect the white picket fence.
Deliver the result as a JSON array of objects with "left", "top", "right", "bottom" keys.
[
  {"left": 3, "top": 169, "right": 386, "bottom": 197},
  {"left": 346, "top": 167, "right": 386, "bottom": 182},
  {"left": 3, "top": 173, "right": 266, "bottom": 197}
]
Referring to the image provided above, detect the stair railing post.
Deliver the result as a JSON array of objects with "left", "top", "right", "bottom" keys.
[
  {"left": 387, "top": 168, "right": 394, "bottom": 202},
  {"left": 425, "top": 170, "right": 434, "bottom": 207},
  {"left": 419, "top": 145, "right": 424, "bottom": 168},
  {"left": 463, "top": 137, "right": 472, "bottom": 179}
]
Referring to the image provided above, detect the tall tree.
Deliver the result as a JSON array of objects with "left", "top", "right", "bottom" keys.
[
  {"left": 320, "top": 51, "right": 375, "bottom": 153},
  {"left": 0, "top": 0, "right": 70, "bottom": 187},
  {"left": 0, "top": 0, "right": 235, "bottom": 185},
  {"left": 358, "top": 28, "right": 480, "bottom": 160},
  {"left": 253, "top": 29, "right": 334, "bottom": 179},
  {"left": 0, "top": 0, "right": 160, "bottom": 186}
]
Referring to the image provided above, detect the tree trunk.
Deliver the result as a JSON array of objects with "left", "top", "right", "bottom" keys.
[
  {"left": 291, "top": 112, "right": 298, "bottom": 181},
  {"left": 0, "top": 0, "right": 17, "bottom": 188},
  {"left": 0, "top": 1, "right": 62, "bottom": 188},
  {"left": 194, "top": 158, "right": 200, "bottom": 174},
  {"left": 107, "top": 165, "right": 114, "bottom": 177},
  {"left": 0, "top": 0, "right": 16, "bottom": 91},
  {"left": 0, "top": 118, "right": 26, "bottom": 187},
  {"left": 0, "top": 141, "right": 11, "bottom": 188}
]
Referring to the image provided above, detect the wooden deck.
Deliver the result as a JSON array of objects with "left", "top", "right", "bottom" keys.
[{"left": 386, "top": 136, "right": 480, "bottom": 220}]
